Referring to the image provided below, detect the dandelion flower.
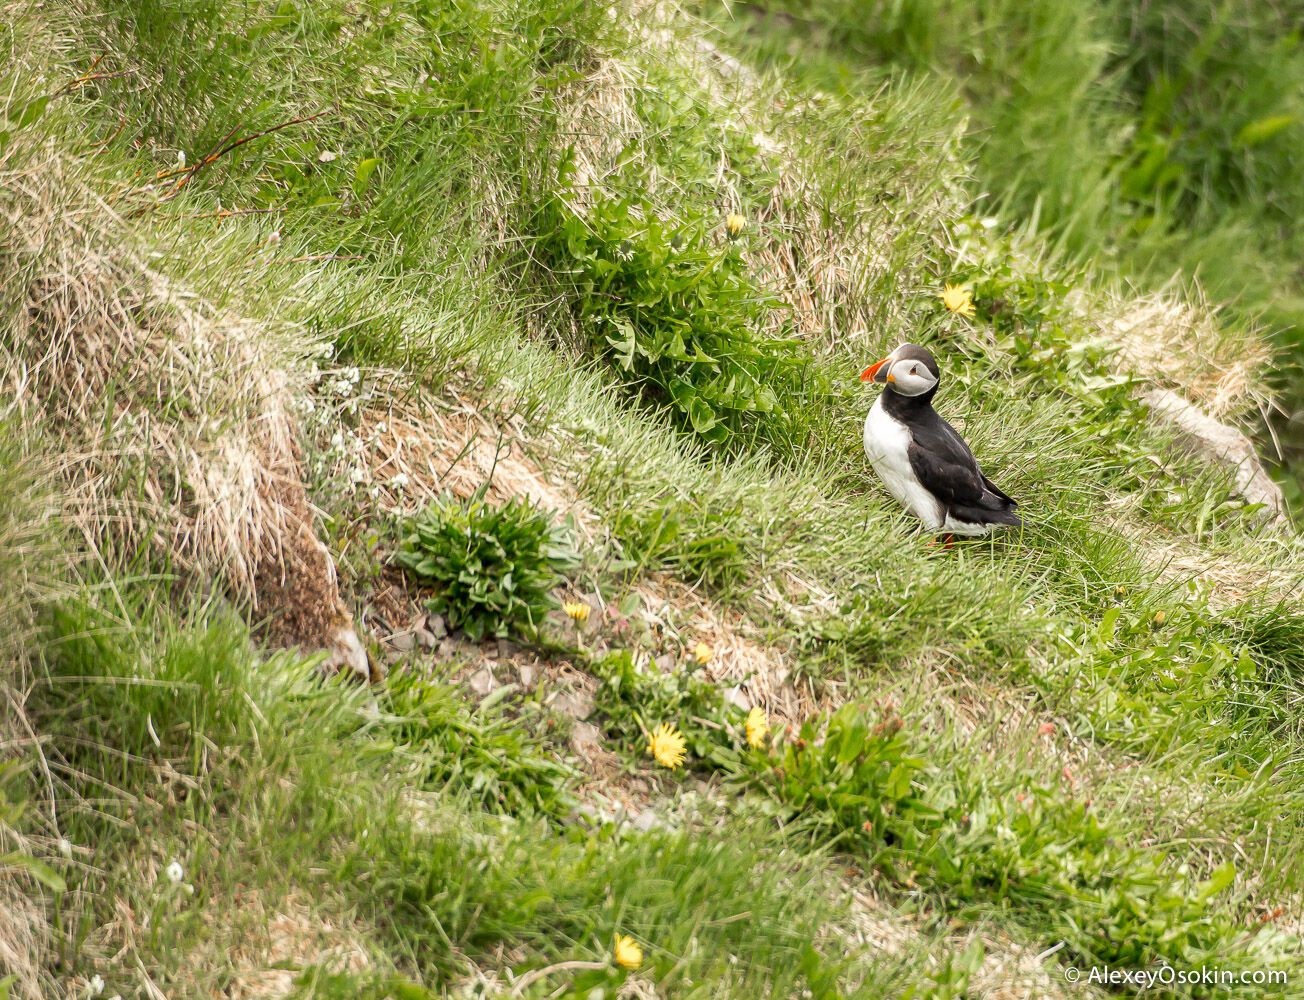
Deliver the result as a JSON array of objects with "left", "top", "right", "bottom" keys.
[
  {"left": 724, "top": 213, "right": 746, "bottom": 238},
  {"left": 165, "top": 861, "right": 184, "bottom": 884},
  {"left": 647, "top": 723, "right": 687, "bottom": 769},
  {"left": 745, "top": 706, "right": 769, "bottom": 748},
  {"left": 614, "top": 934, "right": 643, "bottom": 970},
  {"left": 939, "top": 283, "right": 976, "bottom": 318},
  {"left": 693, "top": 641, "right": 712, "bottom": 666},
  {"left": 563, "top": 601, "right": 591, "bottom": 624}
]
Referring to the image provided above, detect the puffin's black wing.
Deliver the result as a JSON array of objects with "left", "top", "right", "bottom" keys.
[{"left": 907, "top": 414, "right": 1019, "bottom": 521}]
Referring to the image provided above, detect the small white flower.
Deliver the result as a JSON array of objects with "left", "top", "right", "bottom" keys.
[
  {"left": 177, "top": 150, "right": 186, "bottom": 167},
  {"left": 318, "top": 149, "right": 339, "bottom": 162},
  {"left": 330, "top": 431, "right": 345, "bottom": 450},
  {"left": 350, "top": 466, "right": 367, "bottom": 484},
  {"left": 164, "top": 861, "right": 184, "bottom": 884},
  {"left": 267, "top": 229, "right": 281, "bottom": 244},
  {"left": 58, "top": 838, "right": 73, "bottom": 858},
  {"left": 389, "top": 473, "right": 410, "bottom": 489},
  {"left": 88, "top": 974, "right": 105, "bottom": 996},
  {"left": 374, "top": 420, "right": 388, "bottom": 434}
]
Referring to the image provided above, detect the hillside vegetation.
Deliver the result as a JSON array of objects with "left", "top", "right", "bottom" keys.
[
  {"left": 2, "top": 1, "right": 1303, "bottom": 997},
  {"left": 699, "top": 0, "right": 1304, "bottom": 505}
]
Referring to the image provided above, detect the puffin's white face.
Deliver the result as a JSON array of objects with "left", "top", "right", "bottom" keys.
[
  {"left": 884, "top": 358, "right": 938, "bottom": 397},
  {"left": 860, "top": 344, "right": 942, "bottom": 397}
]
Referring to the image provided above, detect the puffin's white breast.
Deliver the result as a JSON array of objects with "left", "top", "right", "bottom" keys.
[{"left": 863, "top": 397, "right": 945, "bottom": 529}]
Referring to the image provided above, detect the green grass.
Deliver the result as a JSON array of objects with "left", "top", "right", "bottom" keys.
[
  {"left": 3, "top": 0, "right": 1303, "bottom": 995},
  {"left": 695, "top": 0, "right": 1304, "bottom": 506},
  {"left": 25, "top": 580, "right": 970, "bottom": 997}
]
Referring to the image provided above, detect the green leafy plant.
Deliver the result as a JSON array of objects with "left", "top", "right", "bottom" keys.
[
  {"left": 536, "top": 166, "right": 810, "bottom": 448},
  {"left": 746, "top": 703, "right": 1284, "bottom": 975},
  {"left": 395, "top": 490, "right": 579, "bottom": 641},
  {"left": 750, "top": 702, "right": 927, "bottom": 852}
]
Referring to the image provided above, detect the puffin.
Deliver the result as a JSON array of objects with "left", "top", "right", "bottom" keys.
[{"left": 860, "top": 343, "right": 1020, "bottom": 537}]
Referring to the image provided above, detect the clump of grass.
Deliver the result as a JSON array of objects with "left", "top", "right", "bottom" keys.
[{"left": 395, "top": 489, "right": 579, "bottom": 642}]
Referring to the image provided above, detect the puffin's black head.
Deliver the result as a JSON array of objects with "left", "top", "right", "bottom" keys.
[{"left": 859, "top": 343, "right": 940, "bottom": 398}]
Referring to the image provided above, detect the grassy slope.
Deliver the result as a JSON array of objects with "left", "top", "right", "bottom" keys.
[
  {"left": 2, "top": 1, "right": 1303, "bottom": 997},
  {"left": 695, "top": 0, "right": 1304, "bottom": 504}
]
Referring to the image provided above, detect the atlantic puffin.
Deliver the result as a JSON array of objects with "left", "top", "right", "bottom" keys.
[{"left": 860, "top": 343, "right": 1020, "bottom": 537}]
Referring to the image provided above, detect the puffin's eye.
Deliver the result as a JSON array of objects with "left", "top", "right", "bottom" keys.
[{"left": 911, "top": 365, "right": 918, "bottom": 375}]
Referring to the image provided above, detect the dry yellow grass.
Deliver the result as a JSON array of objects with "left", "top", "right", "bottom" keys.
[
  {"left": 1106, "top": 290, "right": 1272, "bottom": 421},
  {"left": 1, "top": 153, "right": 369, "bottom": 674}
]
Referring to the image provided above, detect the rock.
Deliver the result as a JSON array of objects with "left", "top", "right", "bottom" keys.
[
  {"left": 624, "top": 776, "right": 650, "bottom": 798},
  {"left": 496, "top": 637, "right": 519, "bottom": 659},
  {"left": 570, "top": 721, "right": 602, "bottom": 755},
  {"left": 551, "top": 688, "right": 595, "bottom": 720},
  {"left": 427, "top": 613, "right": 447, "bottom": 639},
  {"left": 517, "top": 662, "right": 537, "bottom": 688},
  {"left": 466, "top": 667, "right": 497, "bottom": 699},
  {"left": 456, "top": 636, "right": 481, "bottom": 658},
  {"left": 416, "top": 627, "right": 437, "bottom": 649},
  {"left": 389, "top": 630, "right": 415, "bottom": 652},
  {"left": 724, "top": 685, "right": 752, "bottom": 711},
  {"left": 325, "top": 626, "right": 379, "bottom": 681},
  {"left": 1143, "top": 387, "right": 1287, "bottom": 523},
  {"left": 436, "top": 638, "right": 458, "bottom": 659},
  {"left": 654, "top": 652, "right": 676, "bottom": 672},
  {"left": 630, "top": 808, "right": 662, "bottom": 833}
]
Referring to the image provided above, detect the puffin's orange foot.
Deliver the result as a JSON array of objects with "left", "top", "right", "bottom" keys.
[{"left": 926, "top": 533, "right": 956, "bottom": 550}]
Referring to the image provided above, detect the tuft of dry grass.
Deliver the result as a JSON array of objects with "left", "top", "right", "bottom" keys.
[
  {"left": 0, "top": 153, "right": 367, "bottom": 674},
  {"left": 0, "top": 871, "right": 48, "bottom": 1000},
  {"left": 1106, "top": 289, "right": 1272, "bottom": 421},
  {"left": 222, "top": 891, "right": 373, "bottom": 1000}
]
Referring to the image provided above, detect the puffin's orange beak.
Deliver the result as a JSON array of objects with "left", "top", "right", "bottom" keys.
[{"left": 860, "top": 357, "right": 892, "bottom": 384}]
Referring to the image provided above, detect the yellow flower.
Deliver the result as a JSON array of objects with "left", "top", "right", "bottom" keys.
[
  {"left": 745, "top": 706, "right": 769, "bottom": 748},
  {"left": 693, "top": 641, "right": 713, "bottom": 666},
  {"left": 724, "top": 213, "right": 746, "bottom": 238},
  {"left": 563, "top": 600, "right": 590, "bottom": 624},
  {"left": 939, "top": 283, "right": 976, "bottom": 318},
  {"left": 647, "top": 723, "right": 687, "bottom": 769},
  {"left": 614, "top": 934, "right": 643, "bottom": 970}
]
